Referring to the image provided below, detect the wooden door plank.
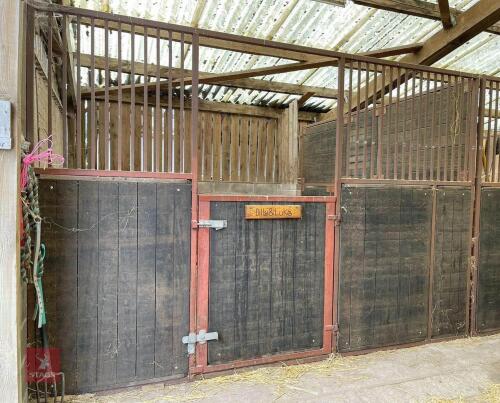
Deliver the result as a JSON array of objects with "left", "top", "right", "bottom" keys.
[
  {"left": 76, "top": 181, "right": 99, "bottom": 389},
  {"left": 96, "top": 181, "right": 119, "bottom": 386},
  {"left": 154, "top": 182, "right": 175, "bottom": 377},
  {"left": 208, "top": 202, "right": 237, "bottom": 363},
  {"left": 136, "top": 182, "right": 157, "bottom": 379},
  {"left": 116, "top": 182, "right": 138, "bottom": 381},
  {"left": 172, "top": 183, "right": 191, "bottom": 375}
]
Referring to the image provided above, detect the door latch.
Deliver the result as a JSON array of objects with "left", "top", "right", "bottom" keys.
[
  {"left": 192, "top": 219, "right": 227, "bottom": 230},
  {"left": 182, "top": 330, "right": 219, "bottom": 354}
]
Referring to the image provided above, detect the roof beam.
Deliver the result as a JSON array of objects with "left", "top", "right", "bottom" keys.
[
  {"left": 352, "top": 0, "right": 500, "bottom": 35},
  {"left": 81, "top": 17, "right": 318, "bottom": 62},
  {"left": 361, "top": 43, "right": 423, "bottom": 58},
  {"left": 79, "top": 42, "right": 421, "bottom": 99},
  {"left": 81, "top": 90, "right": 319, "bottom": 121},
  {"left": 80, "top": 17, "right": 424, "bottom": 63},
  {"left": 297, "top": 91, "right": 315, "bottom": 108},
  {"left": 437, "top": 0, "right": 455, "bottom": 29},
  {"left": 78, "top": 53, "right": 343, "bottom": 98},
  {"left": 82, "top": 57, "right": 341, "bottom": 97},
  {"left": 402, "top": 0, "right": 500, "bottom": 66}
]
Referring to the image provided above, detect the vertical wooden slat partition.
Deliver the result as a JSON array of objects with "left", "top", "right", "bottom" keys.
[
  {"left": 79, "top": 105, "right": 282, "bottom": 182},
  {"left": 31, "top": 5, "right": 199, "bottom": 177}
]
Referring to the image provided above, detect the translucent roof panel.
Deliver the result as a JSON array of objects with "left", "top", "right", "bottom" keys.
[{"left": 72, "top": 0, "right": 500, "bottom": 111}]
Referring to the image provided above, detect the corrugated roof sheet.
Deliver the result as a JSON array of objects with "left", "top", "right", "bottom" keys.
[{"left": 71, "top": 0, "right": 500, "bottom": 111}]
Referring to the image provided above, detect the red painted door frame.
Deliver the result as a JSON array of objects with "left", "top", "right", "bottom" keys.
[{"left": 190, "top": 194, "right": 337, "bottom": 375}]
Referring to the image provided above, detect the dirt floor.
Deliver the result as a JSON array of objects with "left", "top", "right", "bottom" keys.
[{"left": 67, "top": 334, "right": 500, "bottom": 402}]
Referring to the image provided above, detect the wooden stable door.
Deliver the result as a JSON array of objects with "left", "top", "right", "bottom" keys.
[{"left": 192, "top": 195, "right": 336, "bottom": 374}]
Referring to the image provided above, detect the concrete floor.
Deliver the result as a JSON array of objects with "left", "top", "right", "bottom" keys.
[{"left": 69, "top": 334, "right": 500, "bottom": 403}]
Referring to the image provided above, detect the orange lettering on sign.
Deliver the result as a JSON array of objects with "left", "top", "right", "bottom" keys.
[{"left": 245, "top": 205, "right": 302, "bottom": 220}]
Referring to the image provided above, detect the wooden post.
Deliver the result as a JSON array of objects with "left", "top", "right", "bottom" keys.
[{"left": 0, "top": 0, "right": 25, "bottom": 402}]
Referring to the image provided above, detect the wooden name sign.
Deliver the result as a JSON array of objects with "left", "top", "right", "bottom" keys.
[{"left": 245, "top": 205, "right": 302, "bottom": 220}]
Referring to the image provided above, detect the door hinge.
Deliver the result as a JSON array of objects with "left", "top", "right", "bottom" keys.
[
  {"left": 192, "top": 219, "right": 227, "bottom": 230},
  {"left": 325, "top": 323, "right": 339, "bottom": 333},
  {"left": 182, "top": 330, "right": 219, "bottom": 354}
]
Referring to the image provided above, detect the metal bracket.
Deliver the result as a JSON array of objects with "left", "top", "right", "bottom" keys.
[
  {"left": 328, "top": 214, "right": 342, "bottom": 226},
  {"left": 182, "top": 330, "right": 219, "bottom": 355},
  {"left": 0, "top": 100, "right": 12, "bottom": 150},
  {"left": 195, "top": 219, "right": 227, "bottom": 230}
]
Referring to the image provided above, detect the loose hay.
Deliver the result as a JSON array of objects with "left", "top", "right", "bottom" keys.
[
  {"left": 65, "top": 354, "right": 362, "bottom": 402},
  {"left": 481, "top": 384, "right": 500, "bottom": 403},
  {"left": 425, "top": 383, "right": 500, "bottom": 403}
]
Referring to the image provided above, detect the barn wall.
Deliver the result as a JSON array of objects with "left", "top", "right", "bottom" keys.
[{"left": 39, "top": 178, "right": 191, "bottom": 393}]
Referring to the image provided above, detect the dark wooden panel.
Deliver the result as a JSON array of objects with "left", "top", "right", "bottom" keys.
[
  {"left": 338, "top": 186, "right": 432, "bottom": 352},
  {"left": 154, "top": 183, "right": 175, "bottom": 377},
  {"left": 477, "top": 188, "right": 500, "bottom": 332},
  {"left": 39, "top": 180, "right": 78, "bottom": 392},
  {"left": 40, "top": 179, "right": 191, "bottom": 393},
  {"left": 97, "top": 182, "right": 119, "bottom": 387},
  {"left": 136, "top": 182, "right": 157, "bottom": 380},
  {"left": 208, "top": 202, "right": 325, "bottom": 365},
  {"left": 432, "top": 187, "right": 471, "bottom": 338},
  {"left": 76, "top": 180, "right": 99, "bottom": 389},
  {"left": 170, "top": 183, "right": 192, "bottom": 376},
  {"left": 116, "top": 182, "right": 139, "bottom": 382}
]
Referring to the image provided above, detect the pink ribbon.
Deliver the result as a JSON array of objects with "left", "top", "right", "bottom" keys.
[{"left": 21, "top": 136, "right": 64, "bottom": 190}]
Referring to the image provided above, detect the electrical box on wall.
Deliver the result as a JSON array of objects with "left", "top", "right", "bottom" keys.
[{"left": 0, "top": 99, "right": 12, "bottom": 150}]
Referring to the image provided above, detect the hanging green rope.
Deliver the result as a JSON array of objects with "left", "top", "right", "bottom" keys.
[{"left": 20, "top": 142, "right": 47, "bottom": 328}]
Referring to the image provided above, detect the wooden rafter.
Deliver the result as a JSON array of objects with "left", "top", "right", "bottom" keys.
[
  {"left": 80, "top": 17, "right": 423, "bottom": 63},
  {"left": 81, "top": 17, "right": 319, "bottom": 62},
  {"left": 297, "top": 92, "right": 315, "bottom": 108},
  {"left": 352, "top": 0, "right": 500, "bottom": 35},
  {"left": 402, "top": 0, "right": 500, "bottom": 66},
  {"left": 81, "top": 90, "right": 319, "bottom": 121},
  {"left": 437, "top": 0, "right": 455, "bottom": 29},
  {"left": 359, "top": 43, "right": 423, "bottom": 58},
  {"left": 78, "top": 42, "right": 421, "bottom": 100},
  {"left": 78, "top": 53, "right": 343, "bottom": 98},
  {"left": 81, "top": 57, "right": 341, "bottom": 98}
]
